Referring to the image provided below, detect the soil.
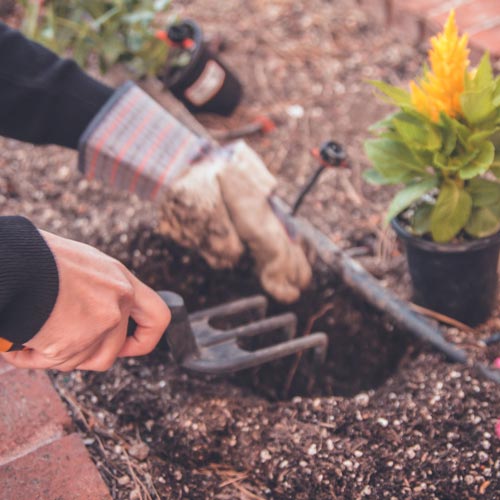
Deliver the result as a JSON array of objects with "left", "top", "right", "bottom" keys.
[{"left": 2, "top": 1, "right": 500, "bottom": 499}]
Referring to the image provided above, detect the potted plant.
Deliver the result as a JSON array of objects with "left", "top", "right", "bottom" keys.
[
  {"left": 156, "top": 19, "right": 243, "bottom": 116},
  {"left": 364, "top": 10, "right": 500, "bottom": 326}
]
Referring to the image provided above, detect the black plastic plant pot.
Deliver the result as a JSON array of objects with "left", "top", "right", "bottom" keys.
[
  {"left": 391, "top": 218, "right": 500, "bottom": 326},
  {"left": 161, "top": 19, "right": 243, "bottom": 116}
]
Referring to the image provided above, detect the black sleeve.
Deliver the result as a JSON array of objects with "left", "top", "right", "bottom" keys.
[
  {"left": 0, "top": 216, "right": 59, "bottom": 345},
  {"left": 0, "top": 24, "right": 116, "bottom": 346},
  {"left": 0, "top": 21, "right": 114, "bottom": 149}
]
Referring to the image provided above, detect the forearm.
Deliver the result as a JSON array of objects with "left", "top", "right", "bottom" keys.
[
  {"left": 0, "top": 21, "right": 113, "bottom": 149},
  {"left": 0, "top": 216, "right": 59, "bottom": 348}
]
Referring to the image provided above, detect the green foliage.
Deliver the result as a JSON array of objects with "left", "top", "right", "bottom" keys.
[
  {"left": 19, "top": 0, "right": 171, "bottom": 77},
  {"left": 364, "top": 53, "right": 500, "bottom": 242}
]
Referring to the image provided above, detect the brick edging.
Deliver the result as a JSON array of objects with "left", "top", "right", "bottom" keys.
[{"left": 0, "top": 359, "right": 112, "bottom": 500}]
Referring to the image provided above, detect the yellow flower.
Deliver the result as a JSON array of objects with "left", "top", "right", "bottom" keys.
[{"left": 410, "top": 10, "right": 470, "bottom": 121}]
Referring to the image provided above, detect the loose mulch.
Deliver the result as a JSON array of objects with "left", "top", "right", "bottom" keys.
[{"left": 1, "top": 0, "right": 500, "bottom": 498}]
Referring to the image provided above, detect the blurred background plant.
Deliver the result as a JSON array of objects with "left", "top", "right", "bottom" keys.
[{"left": 19, "top": 0, "right": 172, "bottom": 77}]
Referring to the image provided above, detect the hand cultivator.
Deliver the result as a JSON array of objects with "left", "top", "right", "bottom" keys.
[{"left": 129, "top": 291, "right": 328, "bottom": 374}]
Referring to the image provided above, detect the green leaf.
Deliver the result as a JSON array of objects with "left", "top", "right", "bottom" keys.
[
  {"left": 461, "top": 86, "right": 495, "bottom": 125},
  {"left": 493, "top": 77, "right": 500, "bottom": 107},
  {"left": 367, "top": 80, "right": 412, "bottom": 107},
  {"left": 465, "top": 206, "right": 500, "bottom": 238},
  {"left": 392, "top": 113, "right": 441, "bottom": 151},
  {"left": 385, "top": 178, "right": 438, "bottom": 222},
  {"left": 470, "top": 52, "right": 494, "bottom": 91},
  {"left": 466, "top": 178, "right": 500, "bottom": 207},
  {"left": 154, "top": 0, "right": 171, "bottom": 11},
  {"left": 101, "top": 35, "right": 124, "bottom": 65},
  {"left": 362, "top": 169, "right": 392, "bottom": 185},
  {"left": 459, "top": 141, "right": 495, "bottom": 179},
  {"left": 368, "top": 112, "right": 398, "bottom": 133},
  {"left": 364, "top": 138, "right": 426, "bottom": 183},
  {"left": 468, "top": 128, "right": 497, "bottom": 146},
  {"left": 438, "top": 112, "right": 457, "bottom": 156},
  {"left": 430, "top": 181, "right": 472, "bottom": 242},
  {"left": 454, "top": 119, "right": 473, "bottom": 146},
  {"left": 122, "top": 11, "right": 155, "bottom": 25},
  {"left": 92, "top": 6, "right": 120, "bottom": 29},
  {"left": 412, "top": 202, "right": 433, "bottom": 236}
]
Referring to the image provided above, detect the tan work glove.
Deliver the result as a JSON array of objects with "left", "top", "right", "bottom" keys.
[
  {"left": 159, "top": 141, "right": 311, "bottom": 302},
  {"left": 216, "top": 141, "right": 312, "bottom": 302},
  {"left": 79, "top": 83, "right": 311, "bottom": 302}
]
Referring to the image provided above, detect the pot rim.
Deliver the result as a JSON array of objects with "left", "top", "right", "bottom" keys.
[
  {"left": 391, "top": 217, "right": 500, "bottom": 253},
  {"left": 163, "top": 19, "right": 204, "bottom": 89}
]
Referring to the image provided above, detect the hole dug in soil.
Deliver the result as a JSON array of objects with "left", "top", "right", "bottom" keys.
[{"left": 124, "top": 226, "right": 412, "bottom": 400}]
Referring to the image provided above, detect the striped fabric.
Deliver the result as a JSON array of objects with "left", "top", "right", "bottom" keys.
[{"left": 78, "top": 83, "right": 210, "bottom": 199}]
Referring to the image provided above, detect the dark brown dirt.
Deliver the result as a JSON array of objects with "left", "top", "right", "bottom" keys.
[{"left": 2, "top": 0, "right": 500, "bottom": 498}]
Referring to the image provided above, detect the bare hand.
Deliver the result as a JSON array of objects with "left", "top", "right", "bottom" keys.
[{"left": 1, "top": 231, "right": 170, "bottom": 371}]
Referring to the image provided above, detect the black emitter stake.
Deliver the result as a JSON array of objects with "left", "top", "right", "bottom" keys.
[{"left": 291, "top": 141, "right": 347, "bottom": 216}]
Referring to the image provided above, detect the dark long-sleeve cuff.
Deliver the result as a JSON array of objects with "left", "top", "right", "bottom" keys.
[
  {"left": 0, "top": 21, "right": 114, "bottom": 149},
  {"left": 0, "top": 216, "right": 59, "bottom": 345}
]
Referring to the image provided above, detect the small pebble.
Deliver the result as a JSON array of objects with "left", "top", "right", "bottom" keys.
[
  {"left": 354, "top": 393, "right": 370, "bottom": 407},
  {"left": 307, "top": 444, "right": 317, "bottom": 456},
  {"left": 129, "top": 442, "right": 149, "bottom": 461},
  {"left": 260, "top": 449, "right": 272, "bottom": 463},
  {"left": 286, "top": 104, "right": 304, "bottom": 118},
  {"left": 377, "top": 418, "right": 389, "bottom": 428},
  {"left": 118, "top": 475, "right": 130, "bottom": 486}
]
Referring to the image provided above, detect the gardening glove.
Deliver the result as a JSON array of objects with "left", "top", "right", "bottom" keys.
[
  {"left": 215, "top": 140, "right": 312, "bottom": 302},
  {"left": 78, "top": 81, "right": 243, "bottom": 268},
  {"left": 78, "top": 82, "right": 311, "bottom": 302}
]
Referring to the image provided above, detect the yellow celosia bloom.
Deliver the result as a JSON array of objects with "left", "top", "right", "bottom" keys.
[{"left": 410, "top": 10, "right": 470, "bottom": 121}]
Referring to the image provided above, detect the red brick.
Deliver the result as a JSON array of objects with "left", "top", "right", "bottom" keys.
[
  {"left": 0, "top": 356, "right": 14, "bottom": 375},
  {"left": 470, "top": 25, "right": 500, "bottom": 57},
  {"left": 0, "top": 434, "right": 111, "bottom": 500},
  {"left": 429, "top": 0, "right": 500, "bottom": 32},
  {"left": 0, "top": 369, "right": 72, "bottom": 465},
  {"left": 394, "top": 0, "right": 445, "bottom": 15}
]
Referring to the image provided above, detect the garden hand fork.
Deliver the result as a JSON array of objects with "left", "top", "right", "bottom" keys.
[{"left": 132, "top": 290, "right": 328, "bottom": 374}]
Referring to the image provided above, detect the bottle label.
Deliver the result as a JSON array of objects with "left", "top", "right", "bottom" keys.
[{"left": 184, "top": 60, "right": 226, "bottom": 106}]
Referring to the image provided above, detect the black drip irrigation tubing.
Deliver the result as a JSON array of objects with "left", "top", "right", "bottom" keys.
[{"left": 279, "top": 199, "right": 500, "bottom": 386}]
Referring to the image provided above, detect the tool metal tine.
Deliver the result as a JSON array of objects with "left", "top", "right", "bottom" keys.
[
  {"left": 189, "top": 295, "right": 268, "bottom": 322},
  {"left": 182, "top": 332, "right": 329, "bottom": 374},
  {"left": 196, "top": 313, "right": 297, "bottom": 347}
]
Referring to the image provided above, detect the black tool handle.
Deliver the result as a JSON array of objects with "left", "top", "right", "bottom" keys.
[
  {"left": 127, "top": 290, "right": 199, "bottom": 362},
  {"left": 127, "top": 290, "right": 186, "bottom": 336}
]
